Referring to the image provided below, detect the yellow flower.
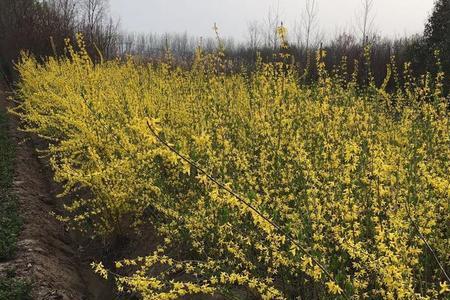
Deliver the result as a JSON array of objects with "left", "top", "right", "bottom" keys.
[
  {"left": 440, "top": 282, "right": 450, "bottom": 295},
  {"left": 326, "top": 281, "right": 343, "bottom": 295}
]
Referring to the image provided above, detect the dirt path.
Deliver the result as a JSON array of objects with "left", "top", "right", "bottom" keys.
[{"left": 0, "top": 83, "right": 91, "bottom": 300}]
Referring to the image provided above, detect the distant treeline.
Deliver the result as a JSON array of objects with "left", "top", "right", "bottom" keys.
[
  {"left": 0, "top": 0, "right": 118, "bottom": 81},
  {"left": 1, "top": 0, "right": 448, "bottom": 93}
]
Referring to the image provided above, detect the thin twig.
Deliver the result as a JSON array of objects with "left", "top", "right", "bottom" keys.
[
  {"left": 405, "top": 199, "right": 450, "bottom": 283},
  {"left": 0, "top": 69, "right": 14, "bottom": 92}
]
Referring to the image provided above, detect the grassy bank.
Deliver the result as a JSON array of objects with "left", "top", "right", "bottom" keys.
[
  {"left": 0, "top": 109, "right": 20, "bottom": 260},
  {"left": 0, "top": 106, "right": 30, "bottom": 299}
]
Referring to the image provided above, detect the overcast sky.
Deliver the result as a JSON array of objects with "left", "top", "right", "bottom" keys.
[{"left": 109, "top": 0, "right": 435, "bottom": 42}]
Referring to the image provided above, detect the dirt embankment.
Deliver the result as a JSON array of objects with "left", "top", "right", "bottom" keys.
[{"left": 0, "top": 83, "right": 104, "bottom": 300}]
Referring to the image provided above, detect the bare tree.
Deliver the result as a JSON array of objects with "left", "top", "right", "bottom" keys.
[
  {"left": 264, "top": 0, "right": 281, "bottom": 49},
  {"left": 80, "top": 0, "right": 108, "bottom": 41},
  {"left": 247, "top": 20, "right": 262, "bottom": 50},
  {"left": 96, "top": 17, "right": 120, "bottom": 58},
  {"left": 293, "top": 19, "right": 304, "bottom": 48},
  {"left": 46, "top": 0, "right": 78, "bottom": 33},
  {"left": 356, "top": 0, "right": 375, "bottom": 46},
  {"left": 303, "top": 0, "right": 319, "bottom": 51},
  {"left": 77, "top": 0, "right": 120, "bottom": 58},
  {"left": 0, "top": 0, "right": 80, "bottom": 79}
]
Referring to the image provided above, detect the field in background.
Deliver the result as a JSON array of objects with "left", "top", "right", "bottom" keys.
[{"left": 13, "top": 37, "right": 450, "bottom": 299}]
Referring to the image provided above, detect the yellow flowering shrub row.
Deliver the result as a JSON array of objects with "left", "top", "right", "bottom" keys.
[{"left": 14, "top": 38, "right": 450, "bottom": 299}]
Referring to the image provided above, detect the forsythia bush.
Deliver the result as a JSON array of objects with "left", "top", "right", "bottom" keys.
[{"left": 14, "top": 36, "right": 450, "bottom": 299}]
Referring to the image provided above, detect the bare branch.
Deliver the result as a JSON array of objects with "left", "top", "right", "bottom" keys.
[
  {"left": 355, "top": 0, "right": 376, "bottom": 46},
  {"left": 303, "top": 0, "right": 319, "bottom": 50}
]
